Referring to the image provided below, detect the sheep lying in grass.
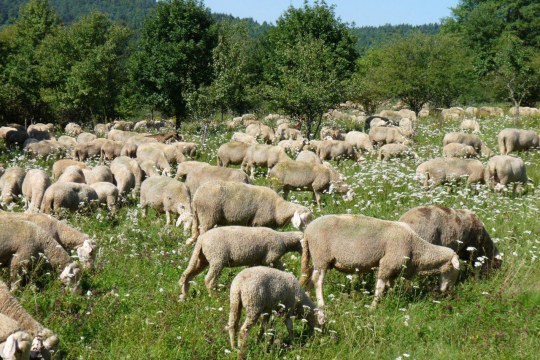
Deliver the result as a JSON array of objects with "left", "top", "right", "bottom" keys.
[
  {"left": 140, "top": 176, "right": 192, "bottom": 231},
  {"left": 378, "top": 143, "right": 417, "bottom": 161},
  {"left": 416, "top": 158, "right": 485, "bottom": 189},
  {"left": 0, "top": 167, "right": 25, "bottom": 205},
  {"left": 242, "top": 144, "right": 290, "bottom": 179},
  {"left": 484, "top": 155, "right": 528, "bottom": 193},
  {"left": 497, "top": 128, "right": 539, "bottom": 155},
  {"left": 0, "top": 218, "right": 82, "bottom": 291},
  {"left": 443, "top": 132, "right": 494, "bottom": 157},
  {"left": 179, "top": 227, "right": 303, "bottom": 300},
  {"left": 217, "top": 141, "right": 251, "bottom": 167},
  {"left": 399, "top": 205, "right": 501, "bottom": 271},
  {"left": 0, "top": 281, "right": 58, "bottom": 360},
  {"left": 185, "top": 165, "right": 249, "bottom": 196},
  {"left": 301, "top": 214, "right": 460, "bottom": 308},
  {"left": 21, "top": 169, "right": 50, "bottom": 213},
  {"left": 227, "top": 267, "right": 323, "bottom": 358},
  {"left": 52, "top": 159, "right": 87, "bottom": 180},
  {"left": 41, "top": 182, "right": 98, "bottom": 214},
  {"left": 443, "top": 143, "right": 478, "bottom": 158},
  {"left": 189, "top": 181, "right": 312, "bottom": 244},
  {"left": 174, "top": 161, "right": 210, "bottom": 181}
]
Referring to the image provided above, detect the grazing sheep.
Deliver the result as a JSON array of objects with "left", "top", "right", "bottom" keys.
[
  {"left": 41, "top": 182, "right": 98, "bottom": 214},
  {"left": 140, "top": 176, "right": 192, "bottom": 231},
  {"left": 111, "top": 120, "right": 133, "bottom": 131},
  {"left": 136, "top": 145, "right": 171, "bottom": 176},
  {"left": 137, "top": 158, "right": 161, "bottom": 177},
  {"left": 497, "top": 128, "right": 539, "bottom": 155},
  {"left": 242, "top": 144, "right": 290, "bottom": 179},
  {"left": 399, "top": 118, "right": 415, "bottom": 137},
  {"left": 179, "top": 227, "right": 304, "bottom": 300},
  {"left": 90, "top": 182, "right": 119, "bottom": 210},
  {"left": 76, "top": 132, "right": 97, "bottom": 144},
  {"left": 57, "top": 135, "right": 77, "bottom": 152},
  {"left": 0, "top": 328, "right": 32, "bottom": 360},
  {"left": 320, "top": 127, "right": 344, "bottom": 140},
  {"left": 443, "top": 132, "right": 494, "bottom": 157},
  {"left": 443, "top": 143, "right": 478, "bottom": 158},
  {"left": 317, "top": 140, "right": 359, "bottom": 163},
  {"left": 369, "top": 126, "right": 412, "bottom": 146},
  {"left": 344, "top": 131, "right": 374, "bottom": 153},
  {"left": 301, "top": 214, "right": 460, "bottom": 308},
  {"left": 170, "top": 142, "right": 198, "bottom": 158},
  {"left": 0, "top": 218, "right": 81, "bottom": 291},
  {"left": 245, "top": 123, "right": 275, "bottom": 144},
  {"left": 296, "top": 150, "right": 322, "bottom": 165},
  {"left": 0, "top": 281, "right": 58, "bottom": 360},
  {"left": 217, "top": 142, "right": 250, "bottom": 167},
  {"left": 57, "top": 165, "right": 86, "bottom": 184},
  {"left": 189, "top": 181, "right": 312, "bottom": 244},
  {"left": 185, "top": 165, "right": 249, "bottom": 196},
  {"left": 27, "top": 124, "right": 52, "bottom": 141},
  {"left": 0, "top": 167, "right": 26, "bottom": 204},
  {"left": 460, "top": 119, "right": 481, "bottom": 133},
  {"left": 399, "top": 206, "right": 501, "bottom": 270},
  {"left": 100, "top": 140, "right": 124, "bottom": 161},
  {"left": 21, "top": 169, "right": 51, "bottom": 213},
  {"left": 52, "top": 159, "right": 87, "bottom": 180},
  {"left": 138, "top": 142, "right": 186, "bottom": 166},
  {"left": 416, "top": 158, "right": 485, "bottom": 188},
  {"left": 65, "top": 122, "right": 82, "bottom": 136},
  {"left": 120, "top": 142, "right": 138, "bottom": 158},
  {"left": 378, "top": 143, "right": 417, "bottom": 161},
  {"left": 110, "top": 156, "right": 143, "bottom": 193},
  {"left": 275, "top": 123, "right": 302, "bottom": 141},
  {"left": 174, "top": 161, "right": 210, "bottom": 181},
  {"left": 107, "top": 129, "right": 141, "bottom": 142},
  {"left": 4, "top": 130, "right": 29, "bottom": 149},
  {"left": 227, "top": 267, "right": 322, "bottom": 357},
  {"left": 94, "top": 123, "right": 111, "bottom": 137},
  {"left": 268, "top": 160, "right": 352, "bottom": 208},
  {"left": 82, "top": 165, "right": 113, "bottom": 185},
  {"left": 0, "top": 126, "right": 18, "bottom": 139},
  {"left": 26, "top": 140, "right": 64, "bottom": 158},
  {"left": 232, "top": 132, "right": 258, "bottom": 145},
  {"left": 74, "top": 138, "right": 107, "bottom": 161},
  {"left": 484, "top": 155, "right": 528, "bottom": 192}
]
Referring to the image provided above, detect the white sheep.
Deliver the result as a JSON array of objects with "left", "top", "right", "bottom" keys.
[
  {"left": 217, "top": 142, "right": 251, "bottom": 167},
  {"left": 0, "top": 167, "right": 25, "bottom": 205},
  {"left": 344, "top": 131, "right": 374, "bottom": 153},
  {"left": 174, "top": 161, "right": 210, "bottom": 181},
  {"left": 57, "top": 165, "right": 86, "bottom": 184},
  {"left": 317, "top": 140, "right": 360, "bottom": 164},
  {"left": 110, "top": 156, "right": 143, "bottom": 194},
  {"left": 416, "top": 158, "right": 485, "bottom": 189},
  {"left": 497, "top": 128, "right": 539, "bottom": 155},
  {"left": 442, "top": 143, "right": 478, "bottom": 158},
  {"left": 40, "top": 182, "right": 99, "bottom": 214},
  {"left": 82, "top": 165, "right": 114, "bottom": 185},
  {"left": 0, "top": 328, "right": 32, "bottom": 360},
  {"left": 52, "top": 159, "right": 87, "bottom": 180},
  {"left": 443, "top": 132, "right": 494, "bottom": 157},
  {"left": 135, "top": 145, "right": 171, "bottom": 176},
  {"left": 90, "top": 182, "right": 119, "bottom": 210},
  {"left": 179, "top": 227, "right": 304, "bottom": 300},
  {"left": 184, "top": 164, "right": 250, "bottom": 196},
  {"left": 241, "top": 144, "right": 291, "bottom": 179},
  {"left": 245, "top": 123, "right": 275, "bottom": 144},
  {"left": 21, "top": 169, "right": 51, "bottom": 212},
  {"left": 460, "top": 119, "right": 481, "bottom": 133},
  {"left": 232, "top": 132, "right": 258, "bottom": 145},
  {"left": 295, "top": 150, "right": 322, "bottom": 165},
  {"left": 484, "top": 155, "right": 528, "bottom": 193},
  {"left": 378, "top": 143, "right": 417, "bottom": 161},
  {"left": 301, "top": 214, "right": 460, "bottom": 308}
]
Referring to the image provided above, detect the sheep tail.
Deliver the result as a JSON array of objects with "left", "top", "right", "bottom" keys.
[
  {"left": 300, "top": 235, "right": 314, "bottom": 289},
  {"left": 227, "top": 282, "right": 242, "bottom": 348},
  {"left": 188, "top": 205, "right": 199, "bottom": 245}
]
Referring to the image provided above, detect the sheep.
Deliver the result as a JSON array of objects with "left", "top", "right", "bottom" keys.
[
  {"left": 40, "top": 182, "right": 99, "bottom": 214},
  {"left": 378, "top": 143, "right": 417, "bottom": 161},
  {"left": 484, "top": 155, "right": 528, "bottom": 193},
  {"left": 189, "top": 180, "right": 312, "bottom": 244},
  {"left": 57, "top": 165, "right": 86, "bottom": 184},
  {"left": 344, "top": 131, "right": 374, "bottom": 153},
  {"left": 217, "top": 142, "right": 250, "bottom": 167},
  {"left": 94, "top": 123, "right": 111, "bottom": 137},
  {"left": 0, "top": 212, "right": 96, "bottom": 269},
  {"left": 100, "top": 140, "right": 124, "bottom": 161},
  {"left": 21, "top": 169, "right": 51, "bottom": 213},
  {"left": 443, "top": 143, "right": 478, "bottom": 158},
  {"left": 111, "top": 120, "right": 133, "bottom": 131},
  {"left": 65, "top": 122, "right": 82, "bottom": 136},
  {"left": 52, "top": 159, "right": 87, "bottom": 180},
  {"left": 137, "top": 158, "right": 161, "bottom": 178},
  {"left": 137, "top": 142, "right": 186, "bottom": 166},
  {"left": 179, "top": 227, "right": 304, "bottom": 300},
  {"left": 0, "top": 328, "right": 32, "bottom": 360},
  {"left": 110, "top": 156, "right": 143, "bottom": 194},
  {"left": 0, "top": 218, "right": 82, "bottom": 291},
  {"left": 144, "top": 131, "right": 182, "bottom": 143},
  {"left": 25, "top": 140, "right": 64, "bottom": 158},
  {"left": 268, "top": 160, "right": 352, "bottom": 208},
  {"left": 399, "top": 206, "right": 501, "bottom": 271},
  {"left": 245, "top": 123, "right": 275, "bottom": 144},
  {"left": 74, "top": 138, "right": 107, "bottom": 161},
  {"left": 301, "top": 214, "right": 460, "bottom": 308},
  {"left": 82, "top": 165, "right": 114, "bottom": 185},
  {"left": 369, "top": 126, "right": 412, "bottom": 146},
  {"left": 170, "top": 142, "right": 198, "bottom": 158},
  {"left": 4, "top": 130, "right": 29, "bottom": 149},
  {"left": 0, "top": 167, "right": 26, "bottom": 204},
  {"left": 136, "top": 145, "right": 171, "bottom": 176},
  {"left": 0, "top": 126, "right": 18, "bottom": 139},
  {"left": 442, "top": 132, "right": 494, "bottom": 157},
  {"left": 227, "top": 266, "right": 323, "bottom": 357},
  {"left": 120, "top": 142, "right": 138, "bottom": 158},
  {"left": 57, "top": 135, "right": 77, "bottom": 152},
  {"left": 27, "top": 124, "right": 52, "bottom": 141},
  {"left": 275, "top": 123, "right": 292, "bottom": 141},
  {"left": 90, "top": 182, "right": 119, "bottom": 210},
  {"left": 277, "top": 138, "right": 307, "bottom": 154},
  {"left": 295, "top": 150, "right": 322, "bottom": 165},
  {"left": 241, "top": 144, "right": 291, "bottom": 179},
  {"left": 320, "top": 126, "right": 344, "bottom": 140},
  {"left": 416, "top": 158, "right": 485, "bottom": 189},
  {"left": 107, "top": 129, "right": 141, "bottom": 142},
  {"left": 0, "top": 281, "right": 58, "bottom": 359},
  {"left": 140, "top": 176, "right": 192, "bottom": 231},
  {"left": 497, "top": 128, "right": 539, "bottom": 155},
  {"left": 232, "top": 132, "right": 258, "bottom": 145},
  {"left": 317, "top": 140, "right": 359, "bottom": 163},
  {"left": 460, "top": 119, "right": 481, "bottom": 133},
  {"left": 76, "top": 132, "right": 97, "bottom": 144},
  {"left": 174, "top": 161, "right": 210, "bottom": 181},
  {"left": 185, "top": 165, "right": 249, "bottom": 196}
]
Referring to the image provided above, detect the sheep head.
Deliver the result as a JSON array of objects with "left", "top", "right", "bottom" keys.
[
  {"left": 1, "top": 332, "right": 32, "bottom": 360},
  {"left": 439, "top": 254, "right": 460, "bottom": 292},
  {"left": 292, "top": 208, "right": 313, "bottom": 229},
  {"left": 59, "top": 262, "right": 81, "bottom": 293},
  {"left": 77, "top": 239, "right": 97, "bottom": 268},
  {"left": 175, "top": 204, "right": 193, "bottom": 234},
  {"left": 30, "top": 329, "right": 58, "bottom": 360}
]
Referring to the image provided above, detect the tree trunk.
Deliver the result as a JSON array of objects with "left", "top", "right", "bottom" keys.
[
  {"left": 306, "top": 115, "right": 312, "bottom": 141},
  {"left": 175, "top": 111, "right": 182, "bottom": 130},
  {"left": 313, "top": 114, "right": 323, "bottom": 140}
]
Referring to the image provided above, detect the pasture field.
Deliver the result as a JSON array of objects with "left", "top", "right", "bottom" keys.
[{"left": 0, "top": 115, "right": 539, "bottom": 359}]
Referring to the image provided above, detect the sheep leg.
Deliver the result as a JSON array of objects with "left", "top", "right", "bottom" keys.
[
  {"left": 166, "top": 211, "right": 171, "bottom": 225},
  {"left": 238, "top": 313, "right": 259, "bottom": 358},
  {"left": 313, "top": 191, "right": 321, "bottom": 209},
  {"left": 283, "top": 189, "right": 290, "bottom": 200},
  {"left": 179, "top": 258, "right": 208, "bottom": 301},
  {"left": 314, "top": 269, "right": 326, "bottom": 308},
  {"left": 257, "top": 313, "right": 270, "bottom": 343},
  {"left": 141, "top": 204, "right": 147, "bottom": 218},
  {"left": 10, "top": 254, "right": 31, "bottom": 291},
  {"left": 285, "top": 317, "right": 294, "bottom": 343},
  {"left": 370, "top": 278, "right": 387, "bottom": 309},
  {"left": 204, "top": 263, "right": 223, "bottom": 295}
]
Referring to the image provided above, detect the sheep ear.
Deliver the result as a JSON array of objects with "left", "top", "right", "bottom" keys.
[
  {"left": 291, "top": 211, "right": 302, "bottom": 228},
  {"left": 2, "top": 335, "right": 18, "bottom": 358},
  {"left": 452, "top": 254, "right": 460, "bottom": 270}
]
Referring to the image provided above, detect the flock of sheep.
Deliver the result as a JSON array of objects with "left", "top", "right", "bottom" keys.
[{"left": 0, "top": 106, "right": 538, "bottom": 359}]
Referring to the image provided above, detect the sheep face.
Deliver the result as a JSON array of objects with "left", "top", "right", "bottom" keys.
[
  {"left": 59, "top": 262, "right": 82, "bottom": 292},
  {"left": 77, "top": 239, "right": 97, "bottom": 268},
  {"left": 30, "top": 329, "right": 58, "bottom": 360},
  {"left": 1, "top": 332, "right": 31, "bottom": 360},
  {"left": 439, "top": 254, "right": 460, "bottom": 292},
  {"left": 175, "top": 204, "right": 193, "bottom": 234},
  {"left": 292, "top": 209, "right": 313, "bottom": 229}
]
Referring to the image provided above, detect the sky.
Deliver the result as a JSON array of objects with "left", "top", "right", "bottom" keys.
[{"left": 204, "top": 0, "right": 460, "bottom": 27}]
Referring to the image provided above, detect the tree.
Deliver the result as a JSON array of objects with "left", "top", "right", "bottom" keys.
[
  {"left": 131, "top": 0, "right": 216, "bottom": 128},
  {"left": 346, "top": 54, "right": 390, "bottom": 115}
]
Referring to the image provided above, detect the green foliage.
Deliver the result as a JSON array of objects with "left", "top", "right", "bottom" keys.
[
  {"left": 130, "top": 0, "right": 216, "bottom": 127},
  {"left": 346, "top": 54, "right": 390, "bottom": 115}
]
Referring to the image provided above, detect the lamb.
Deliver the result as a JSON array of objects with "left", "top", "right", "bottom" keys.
[
  {"left": 460, "top": 119, "right": 481, "bottom": 133},
  {"left": 0, "top": 281, "right": 58, "bottom": 359},
  {"left": 443, "top": 143, "right": 478, "bottom": 158},
  {"left": 110, "top": 156, "right": 143, "bottom": 194},
  {"left": 65, "top": 122, "right": 82, "bottom": 136},
  {"left": 40, "top": 182, "right": 99, "bottom": 214},
  {"left": 344, "top": 131, "right": 374, "bottom": 153},
  {"left": 185, "top": 165, "right": 250, "bottom": 196},
  {"left": 179, "top": 227, "right": 304, "bottom": 300},
  {"left": 241, "top": 144, "right": 290, "bottom": 179},
  {"left": 295, "top": 150, "right": 322, "bottom": 165},
  {"left": 82, "top": 165, "right": 114, "bottom": 185},
  {"left": 245, "top": 123, "right": 275, "bottom": 144},
  {"left": 268, "top": 160, "right": 352, "bottom": 208},
  {"left": 320, "top": 126, "right": 344, "bottom": 140},
  {"left": 21, "top": 169, "right": 51, "bottom": 212},
  {"left": 416, "top": 158, "right": 485, "bottom": 188},
  {"left": 174, "top": 161, "right": 210, "bottom": 181},
  {"left": 484, "top": 155, "right": 528, "bottom": 192},
  {"left": 399, "top": 206, "right": 501, "bottom": 270},
  {"left": 0, "top": 218, "right": 82, "bottom": 291},
  {"left": 369, "top": 126, "right": 412, "bottom": 146},
  {"left": 140, "top": 176, "right": 192, "bottom": 231},
  {"left": 301, "top": 214, "right": 460, "bottom": 308},
  {"left": 317, "top": 140, "right": 359, "bottom": 163},
  {"left": 497, "top": 128, "right": 539, "bottom": 155},
  {"left": 52, "top": 159, "right": 87, "bottom": 180},
  {"left": 189, "top": 181, "right": 313, "bottom": 244},
  {"left": 90, "top": 182, "right": 119, "bottom": 210},
  {"left": 232, "top": 132, "right": 258, "bottom": 145},
  {"left": 76, "top": 132, "right": 96, "bottom": 144},
  {"left": 0, "top": 167, "right": 26, "bottom": 204},
  {"left": 227, "top": 267, "right": 323, "bottom": 358},
  {"left": 442, "top": 132, "right": 494, "bottom": 157},
  {"left": 378, "top": 143, "right": 417, "bottom": 161},
  {"left": 57, "top": 165, "right": 86, "bottom": 184},
  {"left": 217, "top": 142, "right": 250, "bottom": 167}
]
